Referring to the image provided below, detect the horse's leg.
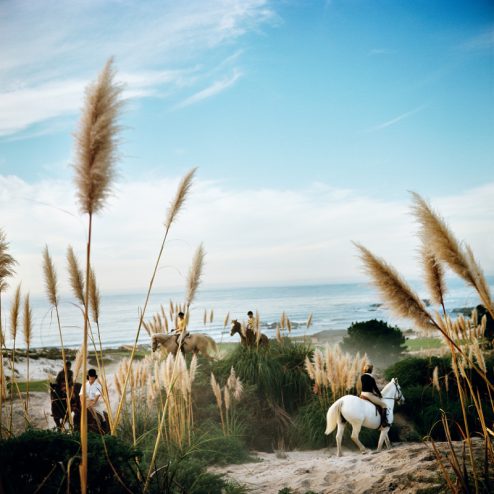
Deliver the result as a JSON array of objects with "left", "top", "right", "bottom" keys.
[
  {"left": 335, "top": 422, "right": 345, "bottom": 457},
  {"left": 384, "top": 433, "right": 392, "bottom": 449},
  {"left": 377, "top": 429, "right": 388, "bottom": 451},
  {"left": 350, "top": 423, "right": 367, "bottom": 453}
]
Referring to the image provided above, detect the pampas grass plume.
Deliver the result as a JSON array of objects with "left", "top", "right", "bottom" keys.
[
  {"left": 88, "top": 268, "right": 100, "bottom": 323},
  {"left": 306, "top": 313, "right": 313, "bottom": 328},
  {"left": 411, "top": 192, "right": 493, "bottom": 315},
  {"left": 10, "top": 284, "right": 21, "bottom": 340},
  {"left": 354, "top": 242, "right": 436, "bottom": 331},
  {"left": 67, "top": 245, "right": 85, "bottom": 305},
  {"left": 0, "top": 229, "right": 17, "bottom": 293},
  {"left": 186, "top": 243, "right": 205, "bottom": 307},
  {"left": 165, "top": 168, "right": 197, "bottom": 229},
  {"left": 421, "top": 246, "right": 446, "bottom": 307},
  {"left": 23, "top": 294, "right": 32, "bottom": 348},
  {"left": 42, "top": 246, "right": 58, "bottom": 307},
  {"left": 74, "top": 58, "right": 123, "bottom": 215}
]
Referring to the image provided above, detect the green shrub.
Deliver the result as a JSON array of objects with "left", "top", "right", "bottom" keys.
[
  {"left": 214, "top": 339, "right": 312, "bottom": 413},
  {"left": 385, "top": 355, "right": 494, "bottom": 441},
  {"left": 211, "top": 340, "right": 313, "bottom": 450},
  {"left": 341, "top": 319, "right": 406, "bottom": 366},
  {"left": 0, "top": 429, "right": 141, "bottom": 494},
  {"left": 292, "top": 397, "right": 328, "bottom": 449},
  {"left": 384, "top": 356, "right": 451, "bottom": 388}
]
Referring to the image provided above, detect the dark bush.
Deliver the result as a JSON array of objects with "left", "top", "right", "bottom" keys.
[
  {"left": 385, "top": 355, "right": 494, "bottom": 440},
  {"left": 384, "top": 356, "right": 451, "bottom": 388},
  {"left": 341, "top": 319, "right": 406, "bottom": 366},
  {"left": 0, "top": 429, "right": 141, "bottom": 494}
]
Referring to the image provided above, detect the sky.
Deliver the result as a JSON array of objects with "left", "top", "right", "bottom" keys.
[{"left": 0, "top": 0, "right": 493, "bottom": 297}]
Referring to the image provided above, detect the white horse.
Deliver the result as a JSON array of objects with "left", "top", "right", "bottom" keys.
[{"left": 325, "top": 378, "right": 404, "bottom": 456}]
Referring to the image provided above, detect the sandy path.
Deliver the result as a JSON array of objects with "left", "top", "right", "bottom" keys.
[{"left": 209, "top": 441, "right": 458, "bottom": 493}]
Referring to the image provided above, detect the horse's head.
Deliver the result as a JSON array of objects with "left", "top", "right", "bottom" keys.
[
  {"left": 230, "top": 320, "right": 239, "bottom": 336},
  {"left": 391, "top": 378, "right": 405, "bottom": 405}
]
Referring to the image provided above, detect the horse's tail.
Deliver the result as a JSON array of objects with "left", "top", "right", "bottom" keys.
[
  {"left": 325, "top": 398, "right": 344, "bottom": 435},
  {"left": 206, "top": 335, "right": 218, "bottom": 353}
]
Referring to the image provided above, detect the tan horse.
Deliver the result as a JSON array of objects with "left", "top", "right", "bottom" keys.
[
  {"left": 230, "top": 320, "right": 269, "bottom": 348},
  {"left": 151, "top": 333, "right": 217, "bottom": 358}
]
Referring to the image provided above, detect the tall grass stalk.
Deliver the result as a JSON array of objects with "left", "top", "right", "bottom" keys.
[
  {"left": 211, "top": 368, "right": 243, "bottom": 435},
  {"left": 23, "top": 294, "right": 32, "bottom": 414},
  {"left": 74, "top": 58, "right": 123, "bottom": 494},
  {"left": 112, "top": 167, "right": 197, "bottom": 434},
  {"left": 143, "top": 352, "right": 197, "bottom": 493},
  {"left": 0, "top": 229, "right": 17, "bottom": 436},
  {"left": 8, "top": 284, "right": 21, "bottom": 433},
  {"left": 42, "top": 247, "right": 72, "bottom": 428}
]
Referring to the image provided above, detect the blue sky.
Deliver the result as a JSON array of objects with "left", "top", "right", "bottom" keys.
[{"left": 0, "top": 0, "right": 493, "bottom": 294}]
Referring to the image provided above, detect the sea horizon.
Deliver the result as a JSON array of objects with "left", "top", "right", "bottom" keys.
[{"left": 4, "top": 277, "right": 492, "bottom": 350}]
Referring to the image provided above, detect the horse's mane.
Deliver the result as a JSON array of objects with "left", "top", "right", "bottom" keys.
[{"left": 381, "top": 378, "right": 397, "bottom": 397}]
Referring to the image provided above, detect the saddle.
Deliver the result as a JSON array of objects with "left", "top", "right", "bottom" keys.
[{"left": 360, "top": 394, "right": 382, "bottom": 416}]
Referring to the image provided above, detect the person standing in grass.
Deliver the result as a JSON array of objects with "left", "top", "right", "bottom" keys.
[{"left": 360, "top": 364, "right": 390, "bottom": 428}]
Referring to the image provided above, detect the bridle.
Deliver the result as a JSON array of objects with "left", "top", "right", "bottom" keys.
[{"left": 382, "top": 381, "right": 403, "bottom": 403}]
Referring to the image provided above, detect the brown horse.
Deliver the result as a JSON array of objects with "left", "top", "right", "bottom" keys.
[
  {"left": 51, "top": 382, "right": 109, "bottom": 434},
  {"left": 230, "top": 320, "right": 269, "bottom": 348},
  {"left": 151, "top": 333, "right": 217, "bottom": 358}
]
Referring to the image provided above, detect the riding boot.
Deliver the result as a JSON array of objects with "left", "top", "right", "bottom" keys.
[{"left": 381, "top": 408, "right": 390, "bottom": 428}]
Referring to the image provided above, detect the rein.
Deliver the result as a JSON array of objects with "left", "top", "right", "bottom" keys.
[{"left": 382, "top": 384, "right": 403, "bottom": 403}]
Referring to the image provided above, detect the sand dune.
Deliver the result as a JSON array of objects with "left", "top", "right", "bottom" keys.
[{"left": 210, "top": 440, "right": 483, "bottom": 493}]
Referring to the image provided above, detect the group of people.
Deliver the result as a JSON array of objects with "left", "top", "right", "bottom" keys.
[{"left": 54, "top": 311, "right": 390, "bottom": 431}]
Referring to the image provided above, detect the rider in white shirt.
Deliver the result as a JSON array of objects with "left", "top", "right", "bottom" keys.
[{"left": 80, "top": 368, "right": 107, "bottom": 428}]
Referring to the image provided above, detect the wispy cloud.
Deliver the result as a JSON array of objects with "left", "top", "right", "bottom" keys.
[
  {"left": 1, "top": 173, "right": 493, "bottom": 296},
  {"left": 175, "top": 70, "right": 243, "bottom": 108},
  {"left": 460, "top": 27, "right": 494, "bottom": 52},
  {"left": 366, "top": 105, "right": 426, "bottom": 132},
  {"left": 0, "top": 0, "right": 275, "bottom": 137}
]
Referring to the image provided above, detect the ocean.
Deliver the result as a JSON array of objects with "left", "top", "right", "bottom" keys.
[{"left": 5, "top": 278, "right": 493, "bottom": 349}]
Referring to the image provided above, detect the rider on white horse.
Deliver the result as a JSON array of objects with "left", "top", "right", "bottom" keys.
[{"left": 360, "top": 363, "right": 389, "bottom": 428}]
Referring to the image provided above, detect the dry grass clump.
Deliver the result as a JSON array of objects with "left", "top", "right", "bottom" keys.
[
  {"left": 211, "top": 367, "right": 243, "bottom": 435},
  {"left": 305, "top": 344, "right": 367, "bottom": 402},
  {"left": 143, "top": 306, "right": 169, "bottom": 335}
]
